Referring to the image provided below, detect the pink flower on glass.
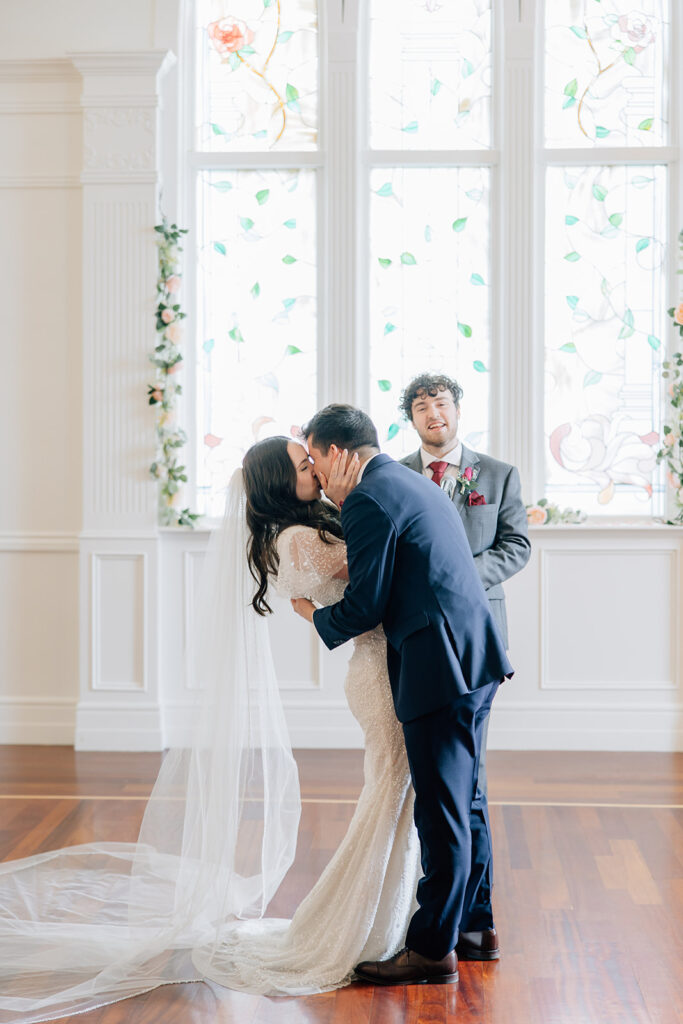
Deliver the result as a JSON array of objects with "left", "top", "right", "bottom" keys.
[
  {"left": 617, "top": 12, "right": 656, "bottom": 52},
  {"left": 208, "top": 17, "right": 255, "bottom": 56},
  {"left": 204, "top": 433, "right": 223, "bottom": 448},
  {"left": 161, "top": 308, "right": 174, "bottom": 324},
  {"left": 463, "top": 466, "right": 473, "bottom": 481},
  {"left": 166, "top": 324, "right": 181, "bottom": 344},
  {"left": 165, "top": 275, "right": 181, "bottom": 293},
  {"left": 151, "top": 388, "right": 164, "bottom": 404},
  {"left": 674, "top": 302, "right": 683, "bottom": 326}
]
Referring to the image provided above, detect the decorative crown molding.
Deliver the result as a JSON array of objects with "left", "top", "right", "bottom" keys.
[
  {"left": 0, "top": 59, "right": 80, "bottom": 82},
  {"left": 68, "top": 50, "right": 176, "bottom": 78}
]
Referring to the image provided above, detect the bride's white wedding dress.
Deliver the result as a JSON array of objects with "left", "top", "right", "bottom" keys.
[
  {"left": 197, "top": 525, "right": 421, "bottom": 995},
  {"left": 0, "top": 496, "right": 421, "bottom": 1021}
]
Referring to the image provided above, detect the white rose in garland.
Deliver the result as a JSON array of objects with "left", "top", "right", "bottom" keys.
[{"left": 148, "top": 217, "right": 200, "bottom": 528}]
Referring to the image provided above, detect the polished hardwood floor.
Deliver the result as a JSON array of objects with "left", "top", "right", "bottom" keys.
[{"left": 1, "top": 748, "right": 681, "bottom": 1024}]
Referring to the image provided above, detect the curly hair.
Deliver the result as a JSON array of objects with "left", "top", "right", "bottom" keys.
[{"left": 398, "top": 373, "right": 464, "bottom": 422}]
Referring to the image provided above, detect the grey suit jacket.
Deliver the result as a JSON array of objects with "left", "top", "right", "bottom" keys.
[{"left": 399, "top": 446, "right": 531, "bottom": 648}]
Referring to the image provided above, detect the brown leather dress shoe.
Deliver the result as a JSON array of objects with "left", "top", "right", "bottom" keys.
[
  {"left": 455, "top": 927, "right": 500, "bottom": 961},
  {"left": 355, "top": 946, "right": 458, "bottom": 986}
]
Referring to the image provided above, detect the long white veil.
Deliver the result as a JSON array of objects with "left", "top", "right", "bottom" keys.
[{"left": 0, "top": 469, "right": 301, "bottom": 1023}]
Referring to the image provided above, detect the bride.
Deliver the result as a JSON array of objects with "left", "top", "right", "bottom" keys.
[{"left": 0, "top": 436, "right": 420, "bottom": 1022}]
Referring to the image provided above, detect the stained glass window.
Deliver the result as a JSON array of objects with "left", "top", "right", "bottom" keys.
[
  {"left": 545, "top": 0, "right": 669, "bottom": 149},
  {"left": 370, "top": 168, "right": 490, "bottom": 455},
  {"left": 195, "top": 0, "right": 318, "bottom": 152},
  {"left": 193, "top": 2, "right": 319, "bottom": 515},
  {"left": 369, "top": 0, "right": 492, "bottom": 151},
  {"left": 543, "top": 1, "right": 670, "bottom": 515}
]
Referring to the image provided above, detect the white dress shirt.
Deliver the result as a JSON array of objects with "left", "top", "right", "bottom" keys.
[
  {"left": 419, "top": 442, "right": 463, "bottom": 483},
  {"left": 356, "top": 451, "right": 382, "bottom": 483}
]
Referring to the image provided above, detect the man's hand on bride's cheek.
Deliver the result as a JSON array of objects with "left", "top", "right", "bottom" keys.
[
  {"left": 323, "top": 449, "right": 360, "bottom": 509},
  {"left": 291, "top": 597, "right": 316, "bottom": 623}
]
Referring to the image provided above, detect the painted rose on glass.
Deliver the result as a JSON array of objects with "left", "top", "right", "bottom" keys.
[
  {"left": 208, "top": 17, "right": 254, "bottom": 56},
  {"left": 614, "top": 11, "right": 656, "bottom": 52}
]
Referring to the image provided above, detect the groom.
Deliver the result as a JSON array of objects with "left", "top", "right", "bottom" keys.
[{"left": 291, "top": 404, "right": 513, "bottom": 985}]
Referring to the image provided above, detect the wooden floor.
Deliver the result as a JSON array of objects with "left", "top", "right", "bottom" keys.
[{"left": 1, "top": 748, "right": 682, "bottom": 1024}]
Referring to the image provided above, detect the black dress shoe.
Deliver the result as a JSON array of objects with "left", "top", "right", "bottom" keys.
[
  {"left": 455, "top": 927, "right": 500, "bottom": 961},
  {"left": 355, "top": 946, "right": 458, "bottom": 986}
]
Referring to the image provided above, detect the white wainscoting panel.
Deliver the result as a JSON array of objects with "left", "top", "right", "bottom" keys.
[{"left": 91, "top": 552, "right": 146, "bottom": 691}]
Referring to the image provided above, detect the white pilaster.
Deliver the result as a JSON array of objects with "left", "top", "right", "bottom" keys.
[{"left": 72, "top": 51, "right": 175, "bottom": 750}]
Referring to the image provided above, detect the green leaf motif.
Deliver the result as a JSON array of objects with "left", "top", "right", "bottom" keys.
[
  {"left": 635, "top": 237, "right": 650, "bottom": 253},
  {"left": 647, "top": 334, "right": 661, "bottom": 351},
  {"left": 458, "top": 322, "right": 472, "bottom": 338},
  {"left": 564, "top": 78, "right": 578, "bottom": 97},
  {"left": 211, "top": 180, "right": 233, "bottom": 191},
  {"left": 431, "top": 79, "right": 442, "bottom": 96},
  {"left": 608, "top": 213, "right": 623, "bottom": 228},
  {"left": 631, "top": 176, "right": 654, "bottom": 188},
  {"left": 282, "top": 254, "right": 297, "bottom": 264},
  {"left": 638, "top": 117, "right": 653, "bottom": 131},
  {"left": 384, "top": 322, "right": 397, "bottom": 335},
  {"left": 239, "top": 45, "right": 256, "bottom": 55},
  {"left": 229, "top": 326, "right": 245, "bottom": 343},
  {"left": 601, "top": 277, "right": 611, "bottom": 296},
  {"left": 402, "top": 121, "right": 419, "bottom": 133},
  {"left": 462, "top": 59, "right": 474, "bottom": 78},
  {"left": 563, "top": 96, "right": 576, "bottom": 109},
  {"left": 583, "top": 370, "right": 602, "bottom": 387},
  {"left": 252, "top": 130, "right": 268, "bottom": 139},
  {"left": 211, "top": 123, "right": 228, "bottom": 136},
  {"left": 560, "top": 342, "right": 577, "bottom": 353},
  {"left": 452, "top": 217, "right": 468, "bottom": 232},
  {"left": 618, "top": 308, "right": 635, "bottom": 339},
  {"left": 564, "top": 251, "right": 581, "bottom": 262},
  {"left": 473, "top": 360, "right": 487, "bottom": 373},
  {"left": 250, "top": 282, "right": 260, "bottom": 299},
  {"left": 282, "top": 297, "right": 296, "bottom": 310},
  {"left": 229, "top": 53, "right": 240, "bottom": 71},
  {"left": 376, "top": 183, "right": 393, "bottom": 197},
  {"left": 256, "top": 189, "right": 270, "bottom": 205},
  {"left": 595, "top": 126, "right": 610, "bottom": 138},
  {"left": 566, "top": 295, "right": 579, "bottom": 310},
  {"left": 203, "top": 338, "right": 215, "bottom": 354},
  {"left": 565, "top": 215, "right": 579, "bottom": 225},
  {"left": 264, "top": 0, "right": 274, "bottom": 6},
  {"left": 378, "top": 257, "right": 392, "bottom": 268},
  {"left": 377, "top": 379, "right": 392, "bottom": 392},
  {"left": 466, "top": 189, "right": 483, "bottom": 201},
  {"left": 424, "top": 225, "right": 432, "bottom": 242},
  {"left": 285, "top": 345, "right": 302, "bottom": 355},
  {"left": 213, "top": 242, "right": 226, "bottom": 255},
  {"left": 387, "top": 423, "right": 400, "bottom": 441},
  {"left": 283, "top": 219, "right": 297, "bottom": 229},
  {"left": 278, "top": 31, "right": 293, "bottom": 43},
  {"left": 623, "top": 47, "right": 636, "bottom": 65},
  {"left": 400, "top": 252, "right": 417, "bottom": 265},
  {"left": 570, "top": 25, "right": 587, "bottom": 38},
  {"left": 240, "top": 217, "right": 254, "bottom": 231},
  {"left": 285, "top": 83, "right": 300, "bottom": 110},
  {"left": 470, "top": 273, "right": 485, "bottom": 286},
  {"left": 592, "top": 184, "right": 607, "bottom": 201}
]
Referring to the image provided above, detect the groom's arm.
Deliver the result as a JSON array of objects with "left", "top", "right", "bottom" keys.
[{"left": 313, "top": 491, "right": 397, "bottom": 651}]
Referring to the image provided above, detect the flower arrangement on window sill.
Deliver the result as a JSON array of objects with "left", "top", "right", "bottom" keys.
[
  {"left": 525, "top": 499, "right": 586, "bottom": 526},
  {"left": 148, "top": 217, "right": 200, "bottom": 528}
]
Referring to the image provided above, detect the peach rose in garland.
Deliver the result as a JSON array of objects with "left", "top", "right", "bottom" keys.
[
  {"left": 161, "top": 308, "right": 174, "bottom": 324},
  {"left": 673, "top": 302, "right": 683, "bottom": 327},
  {"left": 165, "top": 275, "right": 181, "bottom": 294},
  {"left": 208, "top": 17, "right": 255, "bottom": 56},
  {"left": 527, "top": 504, "right": 549, "bottom": 525},
  {"left": 166, "top": 324, "right": 182, "bottom": 344}
]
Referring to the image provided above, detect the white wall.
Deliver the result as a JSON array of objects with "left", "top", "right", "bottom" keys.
[{"left": 1, "top": 0, "right": 681, "bottom": 751}]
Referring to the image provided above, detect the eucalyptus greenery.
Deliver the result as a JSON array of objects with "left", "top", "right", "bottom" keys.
[
  {"left": 148, "top": 218, "right": 200, "bottom": 528},
  {"left": 656, "top": 351, "right": 683, "bottom": 524}
]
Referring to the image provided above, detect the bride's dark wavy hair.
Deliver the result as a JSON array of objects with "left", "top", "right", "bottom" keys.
[{"left": 242, "top": 436, "right": 343, "bottom": 616}]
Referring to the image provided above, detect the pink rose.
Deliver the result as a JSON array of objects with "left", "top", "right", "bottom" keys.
[
  {"left": 527, "top": 505, "right": 548, "bottom": 525},
  {"left": 208, "top": 17, "right": 254, "bottom": 56},
  {"left": 463, "top": 466, "right": 473, "bottom": 481},
  {"left": 161, "top": 308, "right": 174, "bottom": 324},
  {"left": 204, "top": 433, "right": 223, "bottom": 448},
  {"left": 151, "top": 388, "right": 164, "bottom": 404},
  {"left": 674, "top": 302, "right": 683, "bottom": 326},
  {"left": 165, "top": 275, "right": 181, "bottom": 294},
  {"left": 617, "top": 12, "right": 656, "bottom": 52},
  {"left": 167, "top": 361, "right": 182, "bottom": 375},
  {"left": 166, "top": 324, "right": 181, "bottom": 344}
]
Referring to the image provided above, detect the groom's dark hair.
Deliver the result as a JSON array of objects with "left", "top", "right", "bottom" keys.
[{"left": 303, "top": 404, "right": 379, "bottom": 454}]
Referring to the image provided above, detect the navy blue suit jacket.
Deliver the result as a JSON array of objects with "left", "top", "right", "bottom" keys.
[{"left": 313, "top": 454, "right": 514, "bottom": 723}]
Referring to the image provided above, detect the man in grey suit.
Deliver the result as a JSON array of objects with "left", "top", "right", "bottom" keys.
[{"left": 399, "top": 372, "right": 531, "bottom": 794}]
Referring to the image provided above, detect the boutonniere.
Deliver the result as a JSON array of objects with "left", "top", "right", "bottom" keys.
[{"left": 455, "top": 465, "right": 479, "bottom": 495}]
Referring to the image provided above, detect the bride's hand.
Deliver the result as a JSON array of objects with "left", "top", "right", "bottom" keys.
[
  {"left": 322, "top": 449, "right": 361, "bottom": 509},
  {"left": 291, "top": 597, "right": 316, "bottom": 622}
]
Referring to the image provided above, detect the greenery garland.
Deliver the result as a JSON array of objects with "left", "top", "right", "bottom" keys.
[
  {"left": 148, "top": 218, "right": 200, "bottom": 528},
  {"left": 655, "top": 229, "right": 683, "bottom": 524}
]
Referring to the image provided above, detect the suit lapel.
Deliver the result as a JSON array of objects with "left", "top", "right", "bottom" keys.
[{"left": 403, "top": 450, "right": 423, "bottom": 474}]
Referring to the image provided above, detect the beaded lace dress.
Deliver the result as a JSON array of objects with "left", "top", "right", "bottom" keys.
[{"left": 198, "top": 524, "right": 421, "bottom": 995}]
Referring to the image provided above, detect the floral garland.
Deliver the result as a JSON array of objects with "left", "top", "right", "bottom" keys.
[
  {"left": 655, "top": 229, "right": 683, "bottom": 524},
  {"left": 525, "top": 500, "right": 586, "bottom": 526},
  {"left": 148, "top": 218, "right": 200, "bottom": 528}
]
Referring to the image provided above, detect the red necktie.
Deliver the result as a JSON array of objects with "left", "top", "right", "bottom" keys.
[{"left": 428, "top": 460, "right": 449, "bottom": 486}]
